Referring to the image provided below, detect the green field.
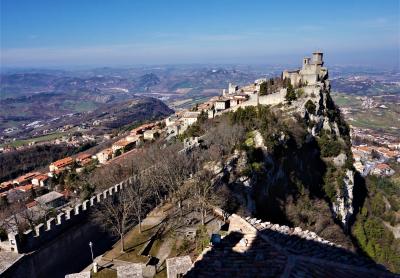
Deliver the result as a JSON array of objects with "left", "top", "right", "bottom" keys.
[
  {"left": 2, "top": 132, "right": 66, "bottom": 148},
  {"left": 332, "top": 92, "right": 400, "bottom": 136}
]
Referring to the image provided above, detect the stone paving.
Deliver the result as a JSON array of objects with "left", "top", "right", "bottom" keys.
[{"left": 0, "top": 251, "right": 23, "bottom": 275}]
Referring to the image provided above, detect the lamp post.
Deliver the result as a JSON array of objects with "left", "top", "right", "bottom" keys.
[
  {"left": 89, "top": 241, "right": 97, "bottom": 273},
  {"left": 89, "top": 241, "right": 94, "bottom": 262}
]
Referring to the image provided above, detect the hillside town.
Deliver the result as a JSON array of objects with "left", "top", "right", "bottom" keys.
[
  {"left": 0, "top": 80, "right": 255, "bottom": 207},
  {"left": 0, "top": 52, "right": 399, "bottom": 278}
]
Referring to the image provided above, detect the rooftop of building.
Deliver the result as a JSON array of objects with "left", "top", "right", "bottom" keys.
[
  {"left": 51, "top": 157, "right": 74, "bottom": 167},
  {"left": 34, "top": 191, "right": 64, "bottom": 204},
  {"left": 97, "top": 148, "right": 113, "bottom": 155},
  {"left": 144, "top": 129, "right": 159, "bottom": 134},
  {"left": 0, "top": 181, "right": 13, "bottom": 187},
  {"left": 75, "top": 153, "right": 91, "bottom": 161},
  {"left": 13, "top": 172, "right": 41, "bottom": 183},
  {"left": 183, "top": 111, "right": 201, "bottom": 118},
  {"left": 215, "top": 98, "right": 231, "bottom": 102},
  {"left": 375, "top": 163, "right": 391, "bottom": 170},
  {"left": 15, "top": 183, "right": 37, "bottom": 192},
  {"left": 32, "top": 174, "right": 49, "bottom": 181},
  {"left": 113, "top": 139, "right": 134, "bottom": 147}
]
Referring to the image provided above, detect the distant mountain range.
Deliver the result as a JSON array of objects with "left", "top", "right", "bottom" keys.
[{"left": 1, "top": 66, "right": 398, "bottom": 140}]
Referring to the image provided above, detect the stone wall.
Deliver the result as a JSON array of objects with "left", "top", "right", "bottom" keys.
[
  {"left": 2, "top": 178, "right": 131, "bottom": 254},
  {"left": 2, "top": 219, "right": 116, "bottom": 278}
]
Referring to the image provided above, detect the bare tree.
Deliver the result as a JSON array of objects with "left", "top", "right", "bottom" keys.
[
  {"left": 125, "top": 161, "right": 153, "bottom": 234},
  {"left": 205, "top": 119, "right": 245, "bottom": 157},
  {"left": 191, "top": 170, "right": 220, "bottom": 225},
  {"left": 0, "top": 202, "right": 26, "bottom": 235},
  {"left": 89, "top": 163, "right": 127, "bottom": 191},
  {"left": 142, "top": 143, "right": 198, "bottom": 212},
  {"left": 94, "top": 188, "right": 135, "bottom": 253}
]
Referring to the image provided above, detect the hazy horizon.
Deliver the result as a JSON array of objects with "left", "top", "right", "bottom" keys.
[{"left": 1, "top": 0, "right": 399, "bottom": 69}]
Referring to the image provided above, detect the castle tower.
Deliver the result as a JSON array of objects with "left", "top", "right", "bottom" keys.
[
  {"left": 312, "top": 52, "right": 323, "bottom": 66},
  {"left": 228, "top": 83, "right": 237, "bottom": 95}
]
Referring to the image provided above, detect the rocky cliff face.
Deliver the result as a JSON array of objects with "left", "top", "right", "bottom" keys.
[
  {"left": 291, "top": 74, "right": 355, "bottom": 229},
  {"left": 219, "top": 74, "right": 356, "bottom": 248},
  {"left": 333, "top": 169, "right": 354, "bottom": 229}
]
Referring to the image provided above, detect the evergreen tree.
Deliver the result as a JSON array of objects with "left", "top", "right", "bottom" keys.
[
  {"left": 259, "top": 82, "right": 268, "bottom": 96},
  {"left": 285, "top": 83, "right": 297, "bottom": 104}
]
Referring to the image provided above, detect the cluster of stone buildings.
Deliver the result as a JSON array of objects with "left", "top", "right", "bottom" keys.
[
  {"left": 0, "top": 152, "right": 96, "bottom": 205},
  {"left": 352, "top": 144, "right": 399, "bottom": 176},
  {"left": 351, "top": 127, "right": 399, "bottom": 177},
  {"left": 165, "top": 82, "right": 253, "bottom": 137},
  {"left": 96, "top": 122, "right": 162, "bottom": 164}
]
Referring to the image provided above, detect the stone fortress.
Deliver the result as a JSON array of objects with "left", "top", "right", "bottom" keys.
[{"left": 282, "top": 51, "right": 329, "bottom": 87}]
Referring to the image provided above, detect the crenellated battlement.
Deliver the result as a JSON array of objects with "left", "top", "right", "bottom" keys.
[
  {"left": 228, "top": 213, "right": 341, "bottom": 248},
  {"left": 2, "top": 180, "right": 128, "bottom": 253}
]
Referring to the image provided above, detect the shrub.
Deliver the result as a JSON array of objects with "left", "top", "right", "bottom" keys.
[
  {"left": 177, "top": 238, "right": 192, "bottom": 255},
  {"left": 178, "top": 123, "right": 202, "bottom": 140},
  {"left": 195, "top": 225, "right": 210, "bottom": 254},
  {"left": 322, "top": 163, "right": 346, "bottom": 203},
  {"left": 305, "top": 100, "right": 316, "bottom": 114},
  {"left": 317, "top": 134, "right": 342, "bottom": 157},
  {"left": 297, "top": 88, "right": 305, "bottom": 98},
  {"left": 370, "top": 192, "right": 386, "bottom": 216}
]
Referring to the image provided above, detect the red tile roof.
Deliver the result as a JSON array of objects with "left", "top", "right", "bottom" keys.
[
  {"left": 113, "top": 139, "right": 134, "bottom": 147},
  {"left": 356, "top": 146, "right": 372, "bottom": 153},
  {"left": 15, "top": 183, "right": 38, "bottom": 192},
  {"left": 76, "top": 153, "right": 91, "bottom": 161},
  {"left": 51, "top": 157, "right": 74, "bottom": 168},
  {"left": 32, "top": 174, "right": 49, "bottom": 181},
  {"left": 13, "top": 172, "right": 41, "bottom": 184},
  {"left": 0, "top": 181, "right": 13, "bottom": 192},
  {"left": 131, "top": 123, "right": 156, "bottom": 135},
  {"left": 26, "top": 200, "right": 38, "bottom": 208},
  {"left": 376, "top": 163, "right": 390, "bottom": 170}
]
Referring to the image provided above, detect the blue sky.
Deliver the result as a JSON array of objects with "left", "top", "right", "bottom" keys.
[{"left": 1, "top": 0, "right": 399, "bottom": 68}]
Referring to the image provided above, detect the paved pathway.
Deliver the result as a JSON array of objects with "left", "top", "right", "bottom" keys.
[{"left": 155, "top": 237, "right": 174, "bottom": 271}]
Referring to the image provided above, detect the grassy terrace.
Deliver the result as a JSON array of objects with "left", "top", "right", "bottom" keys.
[
  {"left": 95, "top": 204, "right": 172, "bottom": 277},
  {"left": 103, "top": 224, "right": 162, "bottom": 263},
  {"left": 1, "top": 132, "right": 66, "bottom": 148},
  {"left": 93, "top": 202, "right": 219, "bottom": 278}
]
